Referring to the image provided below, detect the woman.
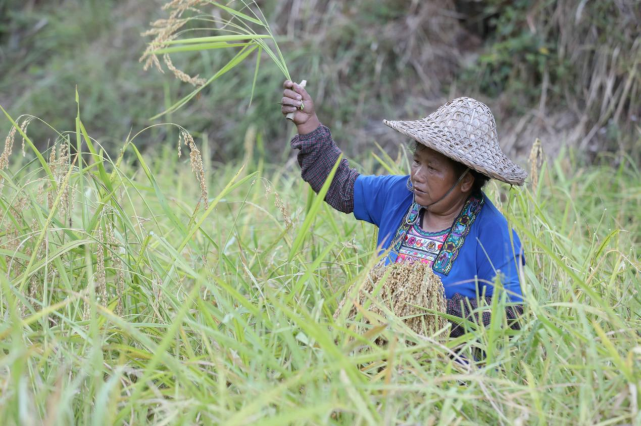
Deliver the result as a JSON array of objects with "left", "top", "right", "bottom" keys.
[{"left": 281, "top": 81, "right": 525, "bottom": 337}]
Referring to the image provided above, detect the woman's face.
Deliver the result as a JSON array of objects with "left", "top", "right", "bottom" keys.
[{"left": 410, "top": 145, "right": 463, "bottom": 209}]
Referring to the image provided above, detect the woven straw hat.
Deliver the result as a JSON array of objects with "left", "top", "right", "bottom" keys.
[{"left": 384, "top": 97, "right": 527, "bottom": 185}]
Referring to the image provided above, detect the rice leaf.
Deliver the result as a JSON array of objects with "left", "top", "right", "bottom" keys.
[
  {"left": 152, "top": 42, "right": 249, "bottom": 55},
  {"left": 253, "top": 38, "right": 290, "bottom": 80},
  {"left": 288, "top": 155, "right": 343, "bottom": 261},
  {"left": 150, "top": 44, "right": 258, "bottom": 120},
  {"left": 209, "top": 2, "right": 265, "bottom": 26},
  {"left": 248, "top": 46, "right": 262, "bottom": 108},
  {"left": 79, "top": 120, "right": 112, "bottom": 192},
  {"left": 176, "top": 168, "right": 256, "bottom": 252},
  {"left": 163, "top": 34, "right": 271, "bottom": 45}
]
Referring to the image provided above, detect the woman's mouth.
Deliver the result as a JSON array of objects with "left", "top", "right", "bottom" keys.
[{"left": 414, "top": 187, "right": 427, "bottom": 195}]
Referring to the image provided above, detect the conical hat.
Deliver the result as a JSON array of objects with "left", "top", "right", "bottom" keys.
[{"left": 384, "top": 97, "right": 527, "bottom": 185}]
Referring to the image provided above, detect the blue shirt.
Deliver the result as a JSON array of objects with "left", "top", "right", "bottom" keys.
[{"left": 353, "top": 174, "right": 524, "bottom": 303}]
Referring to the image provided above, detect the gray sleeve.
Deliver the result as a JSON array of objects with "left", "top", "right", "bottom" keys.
[{"left": 290, "top": 124, "right": 359, "bottom": 214}]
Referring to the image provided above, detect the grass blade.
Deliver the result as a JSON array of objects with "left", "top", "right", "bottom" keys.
[
  {"left": 163, "top": 34, "right": 271, "bottom": 45},
  {"left": 288, "top": 155, "right": 342, "bottom": 261},
  {"left": 150, "top": 44, "right": 258, "bottom": 120},
  {"left": 152, "top": 42, "right": 249, "bottom": 55}
]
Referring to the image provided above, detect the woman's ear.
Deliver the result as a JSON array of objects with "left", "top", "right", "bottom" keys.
[{"left": 460, "top": 171, "right": 475, "bottom": 192}]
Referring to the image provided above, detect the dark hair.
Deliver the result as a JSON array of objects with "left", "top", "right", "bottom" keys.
[
  {"left": 452, "top": 161, "right": 489, "bottom": 193},
  {"left": 413, "top": 141, "right": 489, "bottom": 193}
]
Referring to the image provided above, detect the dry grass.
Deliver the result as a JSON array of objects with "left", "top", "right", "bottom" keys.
[
  {"left": 528, "top": 138, "right": 543, "bottom": 193},
  {"left": 179, "top": 129, "right": 208, "bottom": 208},
  {"left": 140, "top": 0, "right": 210, "bottom": 85},
  {"left": 0, "top": 121, "right": 18, "bottom": 172}
]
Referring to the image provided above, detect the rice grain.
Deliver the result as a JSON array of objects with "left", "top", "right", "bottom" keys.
[{"left": 335, "top": 262, "right": 448, "bottom": 340}]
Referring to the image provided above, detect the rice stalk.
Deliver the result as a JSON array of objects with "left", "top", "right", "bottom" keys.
[
  {"left": 162, "top": 53, "right": 206, "bottom": 86},
  {"left": 336, "top": 262, "right": 448, "bottom": 340},
  {"left": 141, "top": 0, "right": 292, "bottom": 119},
  {"left": 181, "top": 129, "right": 208, "bottom": 208},
  {"left": 263, "top": 180, "right": 292, "bottom": 229},
  {"left": 529, "top": 138, "right": 544, "bottom": 192},
  {"left": 0, "top": 122, "right": 17, "bottom": 173},
  {"left": 106, "top": 221, "right": 125, "bottom": 316},
  {"left": 95, "top": 226, "right": 107, "bottom": 306}
]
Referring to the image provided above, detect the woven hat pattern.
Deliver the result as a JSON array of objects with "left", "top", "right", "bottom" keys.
[{"left": 384, "top": 97, "right": 527, "bottom": 185}]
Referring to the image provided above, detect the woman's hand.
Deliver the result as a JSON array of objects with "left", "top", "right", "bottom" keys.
[{"left": 282, "top": 80, "right": 320, "bottom": 135}]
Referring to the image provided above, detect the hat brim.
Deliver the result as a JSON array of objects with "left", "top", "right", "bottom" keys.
[{"left": 383, "top": 119, "right": 527, "bottom": 186}]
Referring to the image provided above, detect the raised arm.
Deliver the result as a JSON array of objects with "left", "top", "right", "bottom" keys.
[{"left": 282, "top": 81, "right": 359, "bottom": 213}]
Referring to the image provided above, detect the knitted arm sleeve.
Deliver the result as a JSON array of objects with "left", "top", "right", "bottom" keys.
[
  {"left": 446, "top": 293, "right": 524, "bottom": 338},
  {"left": 290, "top": 124, "right": 359, "bottom": 214}
]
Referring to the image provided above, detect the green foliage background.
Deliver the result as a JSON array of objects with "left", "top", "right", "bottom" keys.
[{"left": 1, "top": 0, "right": 639, "bottom": 162}]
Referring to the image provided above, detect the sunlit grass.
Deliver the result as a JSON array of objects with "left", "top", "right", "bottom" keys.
[{"left": 0, "top": 102, "right": 639, "bottom": 424}]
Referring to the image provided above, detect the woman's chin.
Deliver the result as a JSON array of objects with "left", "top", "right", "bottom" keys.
[{"left": 414, "top": 193, "right": 431, "bottom": 206}]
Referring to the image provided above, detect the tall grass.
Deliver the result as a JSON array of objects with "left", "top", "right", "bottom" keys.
[{"left": 0, "top": 103, "right": 639, "bottom": 424}]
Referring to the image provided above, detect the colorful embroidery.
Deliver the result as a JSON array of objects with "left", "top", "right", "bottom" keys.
[
  {"left": 395, "top": 225, "right": 449, "bottom": 266},
  {"left": 432, "top": 192, "right": 484, "bottom": 275},
  {"left": 389, "top": 192, "right": 485, "bottom": 275},
  {"left": 390, "top": 202, "right": 421, "bottom": 254}
]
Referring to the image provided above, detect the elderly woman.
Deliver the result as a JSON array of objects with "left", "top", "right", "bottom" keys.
[{"left": 281, "top": 81, "right": 525, "bottom": 337}]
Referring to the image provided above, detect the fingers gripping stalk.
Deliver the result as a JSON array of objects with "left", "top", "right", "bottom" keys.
[
  {"left": 285, "top": 80, "right": 307, "bottom": 121},
  {"left": 282, "top": 80, "right": 320, "bottom": 135}
]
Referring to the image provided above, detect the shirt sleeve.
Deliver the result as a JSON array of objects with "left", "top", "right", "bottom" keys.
[
  {"left": 353, "top": 174, "right": 406, "bottom": 227},
  {"left": 476, "top": 221, "right": 525, "bottom": 303},
  {"left": 290, "top": 124, "right": 359, "bottom": 214}
]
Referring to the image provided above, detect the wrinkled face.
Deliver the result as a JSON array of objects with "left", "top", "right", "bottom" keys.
[{"left": 410, "top": 145, "right": 461, "bottom": 208}]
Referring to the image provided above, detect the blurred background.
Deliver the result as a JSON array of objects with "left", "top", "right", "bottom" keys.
[{"left": 0, "top": 0, "right": 639, "bottom": 165}]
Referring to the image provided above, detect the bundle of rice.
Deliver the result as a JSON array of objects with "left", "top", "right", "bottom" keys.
[{"left": 335, "top": 262, "right": 448, "bottom": 339}]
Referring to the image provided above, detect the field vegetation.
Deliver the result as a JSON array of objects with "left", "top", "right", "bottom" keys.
[
  {"left": 0, "top": 102, "right": 639, "bottom": 424},
  {"left": 0, "top": 0, "right": 640, "bottom": 424}
]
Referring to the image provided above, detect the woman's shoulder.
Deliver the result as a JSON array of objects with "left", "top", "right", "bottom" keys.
[
  {"left": 355, "top": 174, "right": 411, "bottom": 199},
  {"left": 477, "top": 192, "right": 521, "bottom": 241},
  {"left": 356, "top": 173, "right": 409, "bottom": 187},
  {"left": 353, "top": 174, "right": 412, "bottom": 227}
]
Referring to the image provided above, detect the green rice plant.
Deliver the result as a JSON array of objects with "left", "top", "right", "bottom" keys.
[
  {"left": 140, "top": 0, "right": 293, "bottom": 120},
  {"left": 0, "top": 99, "right": 639, "bottom": 424}
]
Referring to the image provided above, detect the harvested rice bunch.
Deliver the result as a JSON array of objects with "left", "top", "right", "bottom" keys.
[{"left": 336, "top": 262, "right": 448, "bottom": 339}]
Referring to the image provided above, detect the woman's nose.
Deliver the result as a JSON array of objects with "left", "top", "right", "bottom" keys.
[{"left": 412, "top": 165, "right": 427, "bottom": 183}]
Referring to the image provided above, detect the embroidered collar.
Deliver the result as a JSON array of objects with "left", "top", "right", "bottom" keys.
[{"left": 390, "top": 191, "right": 485, "bottom": 275}]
